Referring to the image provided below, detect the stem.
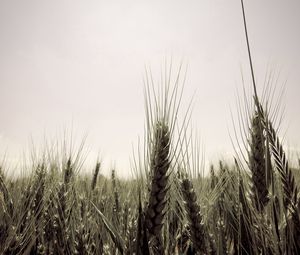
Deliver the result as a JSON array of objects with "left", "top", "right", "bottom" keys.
[{"left": 240, "top": 0, "right": 258, "bottom": 102}]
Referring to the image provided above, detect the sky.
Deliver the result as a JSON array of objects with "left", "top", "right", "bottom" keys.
[{"left": 0, "top": 0, "right": 300, "bottom": 177}]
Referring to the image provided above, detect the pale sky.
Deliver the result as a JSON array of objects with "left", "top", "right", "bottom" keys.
[{"left": 1, "top": 0, "right": 300, "bottom": 177}]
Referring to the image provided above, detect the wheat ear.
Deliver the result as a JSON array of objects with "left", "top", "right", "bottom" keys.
[{"left": 180, "top": 177, "right": 206, "bottom": 254}]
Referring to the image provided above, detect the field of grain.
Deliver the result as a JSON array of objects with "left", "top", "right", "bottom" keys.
[
  {"left": 1, "top": 1, "right": 300, "bottom": 255},
  {"left": 1, "top": 63, "right": 300, "bottom": 254}
]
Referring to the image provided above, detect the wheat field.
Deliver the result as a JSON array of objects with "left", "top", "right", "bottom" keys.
[
  {"left": 1, "top": 63, "right": 300, "bottom": 254},
  {"left": 1, "top": 1, "right": 300, "bottom": 255}
]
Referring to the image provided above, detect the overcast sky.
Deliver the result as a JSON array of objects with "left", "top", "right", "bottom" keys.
[{"left": 0, "top": 0, "right": 299, "bottom": 177}]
